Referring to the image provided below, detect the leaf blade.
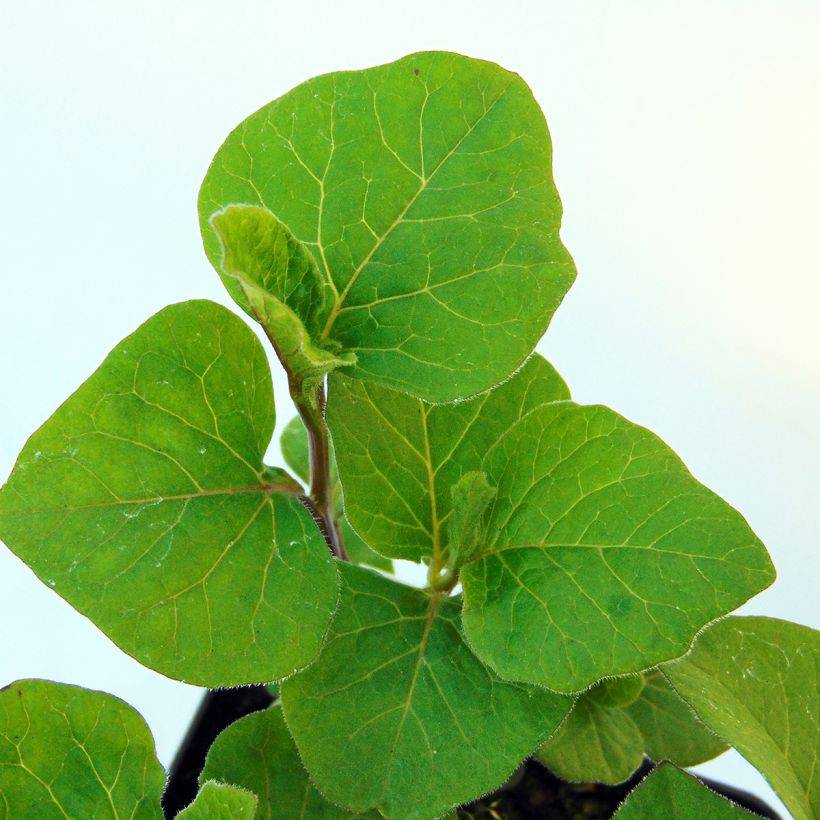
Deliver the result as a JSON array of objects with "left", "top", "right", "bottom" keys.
[
  {"left": 663, "top": 616, "right": 819, "bottom": 820},
  {"left": 199, "top": 51, "right": 576, "bottom": 401},
  {"left": 176, "top": 781, "right": 257, "bottom": 819},
  {"left": 0, "top": 301, "right": 338, "bottom": 685},
  {"left": 281, "top": 563, "right": 571, "bottom": 819}
]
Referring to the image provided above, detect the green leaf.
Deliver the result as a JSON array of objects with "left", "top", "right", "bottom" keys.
[
  {"left": 0, "top": 301, "right": 338, "bottom": 686},
  {"left": 202, "top": 705, "right": 377, "bottom": 818},
  {"left": 536, "top": 671, "right": 725, "bottom": 784},
  {"left": 176, "top": 781, "right": 257, "bottom": 819},
  {"left": 0, "top": 679, "right": 165, "bottom": 819},
  {"left": 211, "top": 205, "right": 354, "bottom": 397},
  {"left": 199, "top": 51, "right": 576, "bottom": 402},
  {"left": 663, "top": 616, "right": 819, "bottom": 820},
  {"left": 326, "top": 354, "right": 570, "bottom": 563},
  {"left": 459, "top": 401, "right": 775, "bottom": 692},
  {"left": 280, "top": 415, "right": 392, "bottom": 573},
  {"left": 281, "top": 563, "right": 571, "bottom": 820},
  {"left": 447, "top": 471, "right": 495, "bottom": 570},
  {"left": 613, "top": 764, "right": 756, "bottom": 819}
]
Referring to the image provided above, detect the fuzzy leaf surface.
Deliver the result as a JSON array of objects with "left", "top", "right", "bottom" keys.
[
  {"left": 211, "top": 205, "right": 354, "bottom": 393},
  {"left": 279, "top": 416, "right": 392, "bottom": 572},
  {"left": 281, "top": 563, "right": 571, "bottom": 820},
  {"left": 326, "top": 355, "right": 569, "bottom": 562},
  {"left": 175, "top": 781, "right": 257, "bottom": 819},
  {"left": 613, "top": 764, "right": 755, "bottom": 819},
  {"left": 201, "top": 705, "right": 376, "bottom": 818},
  {"left": 536, "top": 671, "right": 725, "bottom": 784},
  {"left": 460, "top": 402, "right": 775, "bottom": 691},
  {"left": 0, "top": 680, "right": 165, "bottom": 819},
  {"left": 199, "top": 51, "right": 576, "bottom": 402},
  {"left": 664, "top": 616, "right": 819, "bottom": 820},
  {"left": 0, "top": 301, "right": 338, "bottom": 685}
]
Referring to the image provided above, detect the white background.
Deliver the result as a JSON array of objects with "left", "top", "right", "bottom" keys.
[{"left": 2, "top": 2, "right": 818, "bottom": 815}]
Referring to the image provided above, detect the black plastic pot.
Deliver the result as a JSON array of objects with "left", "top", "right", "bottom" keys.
[{"left": 162, "top": 689, "right": 780, "bottom": 819}]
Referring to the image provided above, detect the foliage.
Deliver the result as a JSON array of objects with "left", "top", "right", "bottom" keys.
[{"left": 0, "top": 50, "right": 815, "bottom": 819}]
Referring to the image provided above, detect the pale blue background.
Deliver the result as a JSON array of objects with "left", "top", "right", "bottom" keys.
[{"left": 2, "top": 2, "right": 818, "bottom": 816}]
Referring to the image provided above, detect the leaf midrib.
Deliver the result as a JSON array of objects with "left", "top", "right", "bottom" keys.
[{"left": 319, "top": 80, "right": 514, "bottom": 341}]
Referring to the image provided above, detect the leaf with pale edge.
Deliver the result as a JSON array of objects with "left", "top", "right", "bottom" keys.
[
  {"left": 201, "top": 704, "right": 377, "bottom": 818},
  {"left": 536, "top": 671, "right": 726, "bottom": 784},
  {"left": 199, "top": 51, "right": 576, "bottom": 402},
  {"left": 211, "top": 205, "right": 354, "bottom": 395},
  {"left": 281, "top": 563, "right": 571, "bottom": 820},
  {"left": 0, "top": 680, "right": 165, "bottom": 819},
  {"left": 280, "top": 415, "right": 392, "bottom": 572},
  {"left": 176, "top": 781, "right": 257, "bottom": 819},
  {"left": 613, "top": 764, "right": 755, "bottom": 819},
  {"left": 460, "top": 400, "right": 775, "bottom": 692},
  {"left": 0, "top": 301, "right": 338, "bottom": 685},
  {"left": 326, "top": 354, "right": 569, "bottom": 562},
  {"left": 664, "top": 616, "right": 819, "bottom": 820}
]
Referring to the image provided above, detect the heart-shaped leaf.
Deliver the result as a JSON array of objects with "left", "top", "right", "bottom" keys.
[
  {"left": 281, "top": 563, "right": 571, "bottom": 820},
  {"left": 536, "top": 671, "right": 726, "bottom": 784},
  {"left": 176, "top": 781, "right": 257, "bottom": 819},
  {"left": 460, "top": 401, "right": 775, "bottom": 691},
  {"left": 0, "top": 679, "right": 166, "bottom": 819},
  {"left": 663, "top": 616, "right": 819, "bottom": 820},
  {"left": 280, "top": 415, "right": 392, "bottom": 573},
  {"left": 0, "top": 301, "right": 338, "bottom": 685},
  {"left": 326, "top": 354, "right": 569, "bottom": 563},
  {"left": 613, "top": 764, "right": 756, "bottom": 819},
  {"left": 199, "top": 51, "right": 576, "bottom": 402},
  {"left": 202, "top": 704, "right": 377, "bottom": 818}
]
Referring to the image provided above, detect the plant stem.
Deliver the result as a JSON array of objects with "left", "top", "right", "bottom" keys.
[{"left": 293, "top": 384, "right": 347, "bottom": 560}]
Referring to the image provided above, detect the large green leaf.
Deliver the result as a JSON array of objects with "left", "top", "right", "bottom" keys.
[
  {"left": 281, "top": 563, "right": 571, "bottom": 820},
  {"left": 201, "top": 705, "right": 377, "bottom": 818},
  {"left": 326, "top": 354, "right": 569, "bottom": 562},
  {"left": 664, "top": 616, "right": 819, "bottom": 820},
  {"left": 279, "top": 415, "right": 392, "bottom": 573},
  {"left": 0, "top": 301, "right": 338, "bottom": 686},
  {"left": 199, "top": 51, "right": 576, "bottom": 402},
  {"left": 460, "top": 401, "right": 775, "bottom": 692},
  {"left": 176, "top": 781, "right": 257, "bottom": 819},
  {"left": 0, "top": 679, "right": 166, "bottom": 819},
  {"left": 613, "top": 764, "right": 756, "bottom": 819},
  {"left": 536, "top": 671, "right": 726, "bottom": 784}
]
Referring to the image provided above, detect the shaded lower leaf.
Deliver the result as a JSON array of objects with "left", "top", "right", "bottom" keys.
[
  {"left": 0, "top": 301, "right": 338, "bottom": 685},
  {"left": 613, "top": 763, "right": 755, "bottom": 818},
  {"left": 201, "top": 705, "right": 376, "bottom": 818},
  {"left": 663, "top": 616, "right": 819, "bottom": 820},
  {"left": 281, "top": 563, "right": 571, "bottom": 820},
  {"left": 461, "top": 402, "right": 775, "bottom": 692},
  {"left": 536, "top": 671, "right": 725, "bottom": 784},
  {"left": 176, "top": 781, "right": 257, "bottom": 819},
  {"left": 0, "top": 679, "right": 165, "bottom": 819}
]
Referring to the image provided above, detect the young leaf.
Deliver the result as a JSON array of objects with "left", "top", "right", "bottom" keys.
[
  {"left": 663, "top": 616, "right": 819, "bottom": 820},
  {"left": 460, "top": 401, "right": 775, "bottom": 692},
  {"left": 613, "top": 764, "right": 756, "bottom": 819},
  {"left": 211, "top": 205, "right": 354, "bottom": 396},
  {"left": 447, "top": 471, "right": 495, "bottom": 569},
  {"left": 199, "top": 51, "right": 576, "bottom": 402},
  {"left": 281, "top": 563, "right": 571, "bottom": 820},
  {"left": 175, "top": 781, "right": 257, "bottom": 819},
  {"left": 201, "top": 705, "right": 377, "bottom": 818},
  {"left": 536, "top": 671, "right": 726, "bottom": 784},
  {"left": 0, "top": 679, "right": 166, "bottom": 819},
  {"left": 0, "top": 301, "right": 338, "bottom": 686},
  {"left": 326, "top": 354, "right": 570, "bottom": 562},
  {"left": 279, "top": 415, "right": 392, "bottom": 573}
]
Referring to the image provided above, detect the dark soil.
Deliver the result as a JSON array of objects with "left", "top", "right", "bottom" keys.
[{"left": 163, "top": 688, "right": 780, "bottom": 819}]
